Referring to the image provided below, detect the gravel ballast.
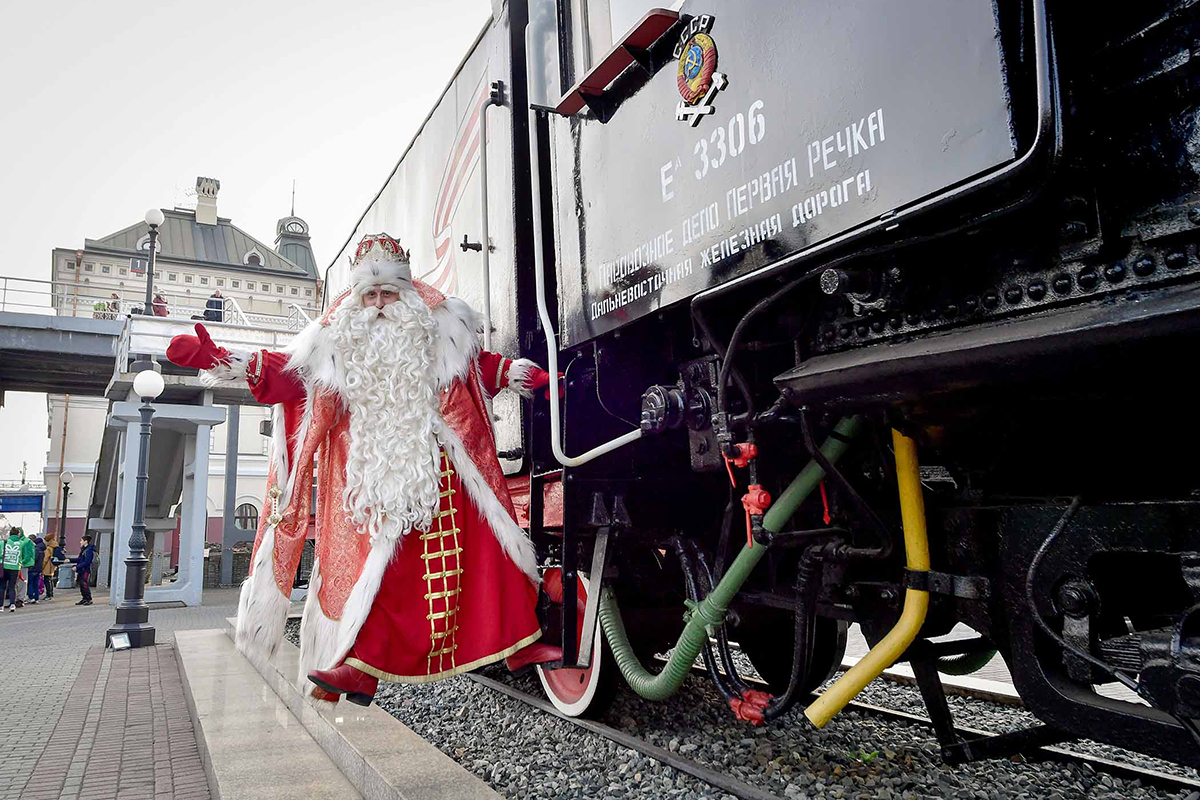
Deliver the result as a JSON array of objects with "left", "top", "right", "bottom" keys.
[{"left": 284, "top": 620, "right": 1197, "bottom": 800}]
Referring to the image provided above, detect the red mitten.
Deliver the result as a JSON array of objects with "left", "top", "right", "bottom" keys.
[
  {"left": 166, "top": 323, "right": 230, "bottom": 370},
  {"left": 527, "top": 368, "right": 565, "bottom": 399}
]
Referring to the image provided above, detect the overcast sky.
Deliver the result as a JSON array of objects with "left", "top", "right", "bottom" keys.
[{"left": 0, "top": 0, "right": 492, "bottom": 511}]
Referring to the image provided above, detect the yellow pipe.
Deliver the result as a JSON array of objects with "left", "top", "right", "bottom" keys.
[{"left": 804, "top": 429, "right": 932, "bottom": 728}]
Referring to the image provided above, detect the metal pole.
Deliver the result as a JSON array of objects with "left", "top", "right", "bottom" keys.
[
  {"left": 106, "top": 397, "right": 156, "bottom": 648},
  {"left": 58, "top": 483, "right": 69, "bottom": 544},
  {"left": 142, "top": 224, "right": 158, "bottom": 319},
  {"left": 219, "top": 405, "right": 240, "bottom": 586},
  {"left": 479, "top": 82, "right": 503, "bottom": 350}
]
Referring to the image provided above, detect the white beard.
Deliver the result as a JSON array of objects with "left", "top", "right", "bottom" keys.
[{"left": 328, "top": 291, "right": 441, "bottom": 545}]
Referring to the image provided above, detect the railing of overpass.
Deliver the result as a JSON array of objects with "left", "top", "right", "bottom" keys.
[
  {"left": 0, "top": 481, "right": 48, "bottom": 492},
  {"left": 0, "top": 276, "right": 317, "bottom": 331},
  {"left": 114, "top": 315, "right": 301, "bottom": 373}
]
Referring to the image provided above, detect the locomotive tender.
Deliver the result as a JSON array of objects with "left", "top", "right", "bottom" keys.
[{"left": 325, "top": 0, "right": 1200, "bottom": 768}]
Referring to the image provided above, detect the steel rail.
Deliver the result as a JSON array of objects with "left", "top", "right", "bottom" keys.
[
  {"left": 467, "top": 666, "right": 1200, "bottom": 796},
  {"left": 465, "top": 672, "right": 789, "bottom": 800}
]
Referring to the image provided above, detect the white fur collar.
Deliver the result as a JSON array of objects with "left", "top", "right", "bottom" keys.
[{"left": 282, "top": 296, "right": 484, "bottom": 396}]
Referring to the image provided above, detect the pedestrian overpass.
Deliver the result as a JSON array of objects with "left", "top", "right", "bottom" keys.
[{"left": 0, "top": 275, "right": 310, "bottom": 606}]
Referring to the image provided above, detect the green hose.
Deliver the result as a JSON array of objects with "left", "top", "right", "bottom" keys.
[
  {"left": 598, "top": 416, "right": 862, "bottom": 701},
  {"left": 936, "top": 648, "right": 998, "bottom": 675}
]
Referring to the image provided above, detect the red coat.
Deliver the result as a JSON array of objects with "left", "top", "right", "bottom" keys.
[{"left": 230, "top": 283, "right": 541, "bottom": 693}]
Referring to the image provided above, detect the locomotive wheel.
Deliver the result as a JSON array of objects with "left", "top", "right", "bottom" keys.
[
  {"left": 536, "top": 569, "right": 617, "bottom": 718},
  {"left": 735, "top": 608, "right": 848, "bottom": 696}
]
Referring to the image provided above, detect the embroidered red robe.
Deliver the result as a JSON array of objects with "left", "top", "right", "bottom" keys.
[{"left": 231, "top": 282, "right": 540, "bottom": 694}]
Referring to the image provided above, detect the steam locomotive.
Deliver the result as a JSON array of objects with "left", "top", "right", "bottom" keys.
[{"left": 324, "top": 0, "right": 1200, "bottom": 768}]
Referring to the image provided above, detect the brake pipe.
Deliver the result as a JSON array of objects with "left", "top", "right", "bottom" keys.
[
  {"left": 804, "top": 429, "right": 931, "bottom": 728},
  {"left": 598, "top": 416, "right": 862, "bottom": 701}
]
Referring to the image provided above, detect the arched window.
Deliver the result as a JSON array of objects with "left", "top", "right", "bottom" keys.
[{"left": 234, "top": 503, "right": 259, "bottom": 530}]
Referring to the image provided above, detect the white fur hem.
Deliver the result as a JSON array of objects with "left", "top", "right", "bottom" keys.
[
  {"left": 269, "top": 404, "right": 288, "bottom": 494},
  {"left": 200, "top": 349, "right": 252, "bottom": 386},
  {"left": 433, "top": 297, "right": 484, "bottom": 391},
  {"left": 296, "top": 539, "right": 397, "bottom": 698},
  {"left": 235, "top": 525, "right": 291, "bottom": 673},
  {"left": 297, "top": 558, "right": 336, "bottom": 697},
  {"left": 506, "top": 358, "right": 537, "bottom": 399},
  {"left": 350, "top": 258, "right": 413, "bottom": 295},
  {"left": 437, "top": 420, "right": 539, "bottom": 583}
]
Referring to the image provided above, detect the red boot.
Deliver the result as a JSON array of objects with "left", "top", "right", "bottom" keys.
[
  {"left": 505, "top": 642, "right": 563, "bottom": 675},
  {"left": 310, "top": 686, "right": 339, "bottom": 705},
  {"left": 308, "top": 660, "right": 378, "bottom": 707}
]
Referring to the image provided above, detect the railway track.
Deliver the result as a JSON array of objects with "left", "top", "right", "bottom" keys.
[{"left": 465, "top": 666, "right": 1200, "bottom": 800}]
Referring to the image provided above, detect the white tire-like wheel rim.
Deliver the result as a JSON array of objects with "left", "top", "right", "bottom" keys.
[{"left": 537, "top": 572, "right": 604, "bottom": 717}]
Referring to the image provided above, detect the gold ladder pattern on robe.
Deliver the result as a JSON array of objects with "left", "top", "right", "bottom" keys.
[{"left": 421, "top": 450, "right": 462, "bottom": 675}]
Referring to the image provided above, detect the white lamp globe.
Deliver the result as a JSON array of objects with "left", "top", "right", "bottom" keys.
[
  {"left": 60, "top": 470, "right": 74, "bottom": 485},
  {"left": 133, "top": 369, "right": 165, "bottom": 400},
  {"left": 145, "top": 208, "right": 165, "bottom": 227}
]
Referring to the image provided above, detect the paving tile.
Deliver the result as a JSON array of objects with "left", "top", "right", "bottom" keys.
[{"left": 0, "top": 589, "right": 242, "bottom": 800}]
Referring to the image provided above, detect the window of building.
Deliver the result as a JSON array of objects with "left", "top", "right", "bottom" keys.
[
  {"left": 235, "top": 503, "right": 259, "bottom": 531},
  {"left": 231, "top": 280, "right": 240, "bottom": 289},
  {"left": 200, "top": 276, "right": 209, "bottom": 286},
  {"left": 305, "top": 288, "right": 313, "bottom": 297},
  {"left": 101, "top": 264, "right": 111, "bottom": 274},
  {"left": 168, "top": 272, "right": 178, "bottom": 282},
  {"left": 84, "top": 263, "right": 94, "bottom": 272},
  {"left": 247, "top": 253, "right": 261, "bottom": 265},
  {"left": 290, "top": 286, "right": 298, "bottom": 295},
  {"left": 64, "top": 260, "right": 75, "bottom": 270},
  {"left": 276, "top": 284, "right": 284, "bottom": 294},
  {"left": 216, "top": 278, "right": 225, "bottom": 287},
  {"left": 246, "top": 281, "right": 255, "bottom": 291},
  {"left": 185, "top": 274, "right": 193, "bottom": 284}
]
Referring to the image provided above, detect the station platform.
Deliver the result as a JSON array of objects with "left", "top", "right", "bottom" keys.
[{"left": 172, "top": 619, "right": 500, "bottom": 800}]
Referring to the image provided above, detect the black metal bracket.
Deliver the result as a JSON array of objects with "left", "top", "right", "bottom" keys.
[
  {"left": 460, "top": 234, "right": 483, "bottom": 253},
  {"left": 905, "top": 568, "right": 990, "bottom": 600},
  {"left": 622, "top": 44, "right": 654, "bottom": 75},
  {"left": 489, "top": 79, "right": 505, "bottom": 105},
  {"left": 578, "top": 90, "right": 618, "bottom": 123},
  {"left": 942, "top": 724, "right": 1075, "bottom": 765}
]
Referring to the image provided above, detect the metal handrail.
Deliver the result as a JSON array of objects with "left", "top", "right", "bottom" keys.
[
  {"left": 525, "top": 29, "right": 642, "bottom": 467},
  {"left": 114, "top": 315, "right": 301, "bottom": 377},
  {"left": 223, "top": 296, "right": 252, "bottom": 326},
  {"left": 0, "top": 274, "right": 315, "bottom": 331},
  {"left": 286, "top": 303, "right": 313, "bottom": 331},
  {"left": 0, "top": 481, "right": 47, "bottom": 492}
]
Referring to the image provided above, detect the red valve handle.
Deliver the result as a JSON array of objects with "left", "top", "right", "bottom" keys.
[{"left": 741, "top": 484, "right": 772, "bottom": 549}]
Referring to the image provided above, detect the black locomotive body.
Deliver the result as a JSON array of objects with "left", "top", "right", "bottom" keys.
[{"left": 329, "top": 0, "right": 1200, "bottom": 768}]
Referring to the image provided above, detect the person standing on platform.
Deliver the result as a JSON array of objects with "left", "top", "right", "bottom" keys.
[
  {"left": 41, "top": 532, "right": 57, "bottom": 600},
  {"left": 27, "top": 533, "right": 45, "bottom": 604},
  {"left": 75, "top": 535, "right": 94, "bottom": 606},
  {"left": 2, "top": 523, "right": 22, "bottom": 612},
  {"left": 152, "top": 293, "right": 169, "bottom": 317},
  {"left": 204, "top": 289, "right": 224, "bottom": 322},
  {"left": 14, "top": 528, "right": 33, "bottom": 608}
]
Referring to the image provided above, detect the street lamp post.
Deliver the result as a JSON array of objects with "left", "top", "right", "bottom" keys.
[
  {"left": 56, "top": 471, "right": 73, "bottom": 590},
  {"left": 106, "top": 368, "right": 164, "bottom": 649},
  {"left": 57, "top": 468, "right": 72, "bottom": 547},
  {"left": 142, "top": 208, "right": 164, "bottom": 316}
]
